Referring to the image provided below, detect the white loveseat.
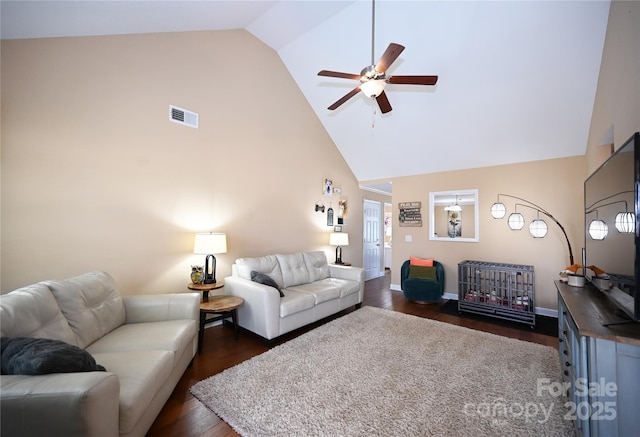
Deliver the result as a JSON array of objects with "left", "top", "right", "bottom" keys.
[
  {"left": 224, "top": 251, "right": 364, "bottom": 340},
  {"left": 0, "top": 271, "right": 200, "bottom": 437}
]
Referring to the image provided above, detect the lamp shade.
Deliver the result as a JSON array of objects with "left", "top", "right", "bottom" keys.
[
  {"left": 588, "top": 220, "right": 608, "bottom": 240},
  {"left": 529, "top": 219, "right": 548, "bottom": 238},
  {"left": 329, "top": 232, "right": 349, "bottom": 246},
  {"left": 615, "top": 212, "right": 636, "bottom": 233},
  {"left": 444, "top": 204, "right": 462, "bottom": 212},
  {"left": 508, "top": 213, "right": 525, "bottom": 230},
  {"left": 490, "top": 202, "right": 506, "bottom": 219},
  {"left": 360, "top": 79, "right": 386, "bottom": 98},
  {"left": 193, "top": 232, "right": 227, "bottom": 254}
]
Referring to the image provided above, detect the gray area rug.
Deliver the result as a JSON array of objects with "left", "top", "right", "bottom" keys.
[{"left": 190, "top": 306, "right": 574, "bottom": 436}]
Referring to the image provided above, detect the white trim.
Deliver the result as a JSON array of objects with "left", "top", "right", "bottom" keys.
[{"left": 445, "top": 296, "right": 558, "bottom": 318}]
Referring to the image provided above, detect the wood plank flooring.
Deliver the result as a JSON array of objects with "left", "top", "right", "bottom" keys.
[{"left": 147, "top": 271, "right": 557, "bottom": 437}]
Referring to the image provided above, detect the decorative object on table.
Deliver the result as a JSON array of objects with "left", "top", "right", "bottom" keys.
[
  {"left": 329, "top": 232, "right": 349, "bottom": 264},
  {"left": 490, "top": 193, "right": 574, "bottom": 265},
  {"left": 190, "top": 266, "right": 204, "bottom": 284},
  {"left": 314, "top": 201, "right": 325, "bottom": 213},
  {"left": 193, "top": 232, "right": 227, "bottom": 284}
]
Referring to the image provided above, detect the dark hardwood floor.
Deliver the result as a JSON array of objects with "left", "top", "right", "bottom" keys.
[{"left": 147, "top": 271, "right": 557, "bottom": 437}]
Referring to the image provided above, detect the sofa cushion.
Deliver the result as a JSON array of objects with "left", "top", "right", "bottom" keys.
[
  {"left": 86, "top": 319, "right": 195, "bottom": 368},
  {"left": 276, "top": 253, "right": 310, "bottom": 288},
  {"left": 1, "top": 337, "right": 106, "bottom": 375},
  {"left": 235, "top": 255, "right": 284, "bottom": 289},
  {"left": 0, "top": 283, "right": 78, "bottom": 346},
  {"left": 47, "top": 271, "right": 126, "bottom": 349},
  {"left": 315, "top": 277, "right": 361, "bottom": 298},
  {"left": 286, "top": 282, "right": 340, "bottom": 304},
  {"left": 409, "top": 265, "right": 438, "bottom": 280},
  {"left": 279, "top": 290, "right": 315, "bottom": 318},
  {"left": 303, "top": 251, "right": 331, "bottom": 282},
  {"left": 410, "top": 256, "right": 434, "bottom": 267},
  {"left": 91, "top": 350, "right": 173, "bottom": 435},
  {"left": 251, "top": 271, "right": 284, "bottom": 297}
]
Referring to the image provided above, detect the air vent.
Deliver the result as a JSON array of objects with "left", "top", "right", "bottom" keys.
[{"left": 169, "top": 105, "right": 199, "bottom": 128}]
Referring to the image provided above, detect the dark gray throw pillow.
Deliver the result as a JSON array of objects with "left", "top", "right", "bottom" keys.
[
  {"left": 250, "top": 271, "right": 284, "bottom": 297},
  {"left": 0, "top": 337, "right": 106, "bottom": 375}
]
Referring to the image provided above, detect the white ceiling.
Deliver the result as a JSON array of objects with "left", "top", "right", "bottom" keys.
[{"left": 1, "top": 0, "right": 611, "bottom": 187}]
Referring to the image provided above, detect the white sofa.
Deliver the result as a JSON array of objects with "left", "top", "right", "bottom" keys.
[
  {"left": 224, "top": 251, "right": 364, "bottom": 340},
  {"left": 0, "top": 271, "right": 200, "bottom": 437}
]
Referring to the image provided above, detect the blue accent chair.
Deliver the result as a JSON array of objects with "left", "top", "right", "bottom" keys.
[{"left": 400, "top": 260, "right": 445, "bottom": 303}]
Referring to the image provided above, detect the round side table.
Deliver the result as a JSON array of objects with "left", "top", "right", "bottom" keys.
[
  {"left": 198, "top": 295, "right": 244, "bottom": 354},
  {"left": 188, "top": 279, "right": 224, "bottom": 301}
]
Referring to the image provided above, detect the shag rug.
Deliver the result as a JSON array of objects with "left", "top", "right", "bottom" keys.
[{"left": 190, "top": 307, "right": 574, "bottom": 437}]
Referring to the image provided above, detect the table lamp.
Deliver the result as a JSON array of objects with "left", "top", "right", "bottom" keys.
[
  {"left": 193, "top": 232, "right": 227, "bottom": 284},
  {"left": 329, "top": 232, "right": 349, "bottom": 265}
]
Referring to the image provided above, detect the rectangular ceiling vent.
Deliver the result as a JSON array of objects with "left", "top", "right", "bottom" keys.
[{"left": 169, "top": 105, "right": 199, "bottom": 129}]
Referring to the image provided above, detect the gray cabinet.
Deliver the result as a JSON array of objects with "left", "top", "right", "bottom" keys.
[{"left": 557, "top": 281, "right": 640, "bottom": 437}]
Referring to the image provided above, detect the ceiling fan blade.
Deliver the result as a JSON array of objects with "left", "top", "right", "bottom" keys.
[
  {"left": 327, "top": 86, "right": 362, "bottom": 110},
  {"left": 375, "top": 43, "right": 405, "bottom": 73},
  {"left": 387, "top": 75, "right": 439, "bottom": 85},
  {"left": 318, "top": 70, "right": 361, "bottom": 80},
  {"left": 376, "top": 90, "right": 392, "bottom": 114}
]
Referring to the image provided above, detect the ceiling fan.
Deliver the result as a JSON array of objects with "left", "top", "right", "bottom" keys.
[{"left": 317, "top": 0, "right": 438, "bottom": 114}]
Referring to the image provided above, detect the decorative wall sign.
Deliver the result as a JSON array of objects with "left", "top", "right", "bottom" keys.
[
  {"left": 399, "top": 202, "right": 422, "bottom": 227},
  {"left": 327, "top": 206, "right": 334, "bottom": 226}
]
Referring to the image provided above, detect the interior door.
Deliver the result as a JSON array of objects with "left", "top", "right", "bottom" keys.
[{"left": 363, "top": 200, "right": 382, "bottom": 280}]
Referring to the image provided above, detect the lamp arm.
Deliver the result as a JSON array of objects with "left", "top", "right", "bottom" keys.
[
  {"left": 585, "top": 200, "right": 628, "bottom": 215},
  {"left": 502, "top": 194, "right": 574, "bottom": 265},
  {"left": 585, "top": 191, "right": 634, "bottom": 211}
]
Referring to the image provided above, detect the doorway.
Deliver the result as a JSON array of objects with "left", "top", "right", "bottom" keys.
[{"left": 363, "top": 199, "right": 383, "bottom": 280}]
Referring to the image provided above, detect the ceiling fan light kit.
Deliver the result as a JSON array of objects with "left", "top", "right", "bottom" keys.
[{"left": 318, "top": 0, "right": 438, "bottom": 114}]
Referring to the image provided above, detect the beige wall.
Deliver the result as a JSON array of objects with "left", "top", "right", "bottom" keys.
[
  {"left": 586, "top": 0, "right": 640, "bottom": 172},
  {"left": 388, "top": 156, "right": 585, "bottom": 311},
  {"left": 1, "top": 30, "right": 364, "bottom": 294}
]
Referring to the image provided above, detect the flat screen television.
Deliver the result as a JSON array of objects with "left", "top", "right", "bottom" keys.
[{"left": 584, "top": 131, "right": 639, "bottom": 322}]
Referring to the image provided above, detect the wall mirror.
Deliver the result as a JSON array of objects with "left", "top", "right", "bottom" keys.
[{"left": 429, "top": 189, "right": 479, "bottom": 242}]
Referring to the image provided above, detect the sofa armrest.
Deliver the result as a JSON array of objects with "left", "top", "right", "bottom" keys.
[
  {"left": 329, "top": 265, "right": 365, "bottom": 304},
  {"left": 329, "top": 264, "right": 364, "bottom": 283},
  {"left": 224, "top": 275, "right": 282, "bottom": 340},
  {"left": 0, "top": 372, "right": 119, "bottom": 437},
  {"left": 123, "top": 293, "right": 200, "bottom": 324}
]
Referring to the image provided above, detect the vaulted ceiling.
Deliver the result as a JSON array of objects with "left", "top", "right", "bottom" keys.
[{"left": 1, "top": 1, "right": 611, "bottom": 185}]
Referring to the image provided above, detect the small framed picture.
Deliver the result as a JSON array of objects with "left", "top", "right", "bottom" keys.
[
  {"left": 334, "top": 225, "right": 342, "bottom": 232},
  {"left": 323, "top": 179, "right": 333, "bottom": 196}
]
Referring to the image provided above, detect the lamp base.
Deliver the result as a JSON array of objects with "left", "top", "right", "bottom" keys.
[{"left": 204, "top": 254, "right": 217, "bottom": 285}]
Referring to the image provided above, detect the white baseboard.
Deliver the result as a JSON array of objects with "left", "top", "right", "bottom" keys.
[
  {"left": 391, "top": 287, "right": 558, "bottom": 318},
  {"left": 445, "top": 296, "right": 558, "bottom": 318}
]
